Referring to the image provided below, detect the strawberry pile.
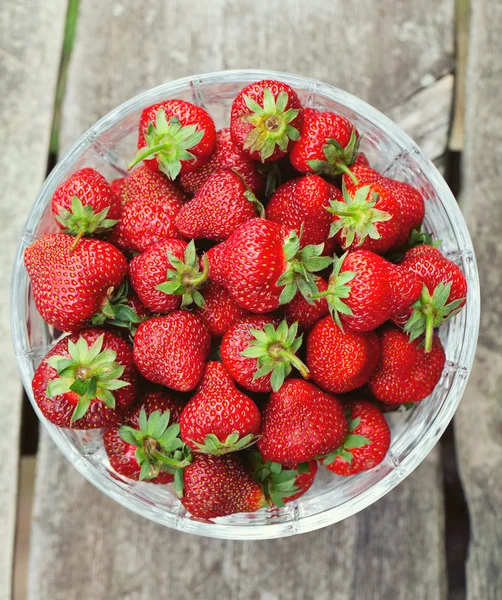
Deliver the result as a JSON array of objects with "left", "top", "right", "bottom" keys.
[{"left": 26, "top": 79, "right": 467, "bottom": 520}]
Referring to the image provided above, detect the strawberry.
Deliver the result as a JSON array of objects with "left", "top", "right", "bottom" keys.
[
  {"left": 110, "top": 167, "right": 186, "bottom": 253},
  {"left": 129, "top": 100, "right": 216, "bottom": 179},
  {"left": 265, "top": 174, "right": 340, "bottom": 255},
  {"left": 51, "top": 168, "right": 121, "bottom": 243},
  {"left": 104, "top": 391, "right": 189, "bottom": 483},
  {"left": 369, "top": 325, "right": 446, "bottom": 404},
  {"left": 320, "top": 398, "right": 391, "bottom": 476},
  {"left": 327, "top": 181, "right": 401, "bottom": 254},
  {"left": 353, "top": 153, "right": 370, "bottom": 167},
  {"left": 32, "top": 329, "right": 137, "bottom": 429},
  {"left": 342, "top": 165, "right": 425, "bottom": 247},
  {"left": 312, "top": 250, "right": 422, "bottom": 332},
  {"left": 306, "top": 316, "right": 380, "bottom": 393},
  {"left": 128, "top": 239, "right": 208, "bottom": 313},
  {"left": 91, "top": 280, "right": 150, "bottom": 336},
  {"left": 393, "top": 245, "right": 467, "bottom": 352},
  {"left": 206, "top": 218, "right": 332, "bottom": 314},
  {"left": 247, "top": 451, "right": 318, "bottom": 506},
  {"left": 283, "top": 275, "right": 329, "bottom": 332},
  {"left": 257, "top": 379, "right": 348, "bottom": 465},
  {"left": 230, "top": 80, "right": 303, "bottom": 162},
  {"left": 290, "top": 108, "right": 359, "bottom": 176},
  {"left": 179, "top": 453, "right": 266, "bottom": 518},
  {"left": 179, "top": 128, "right": 265, "bottom": 195},
  {"left": 221, "top": 317, "right": 309, "bottom": 392},
  {"left": 175, "top": 170, "right": 264, "bottom": 242},
  {"left": 133, "top": 311, "right": 211, "bottom": 391},
  {"left": 24, "top": 233, "right": 127, "bottom": 333},
  {"left": 180, "top": 362, "right": 261, "bottom": 455},
  {"left": 194, "top": 280, "right": 249, "bottom": 338}
]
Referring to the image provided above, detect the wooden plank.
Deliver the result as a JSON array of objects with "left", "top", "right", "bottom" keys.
[
  {"left": 0, "top": 0, "right": 67, "bottom": 598},
  {"left": 30, "top": 1, "right": 455, "bottom": 598},
  {"left": 455, "top": 1, "right": 502, "bottom": 598}
]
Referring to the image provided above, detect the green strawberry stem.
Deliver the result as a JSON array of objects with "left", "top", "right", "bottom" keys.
[
  {"left": 92, "top": 281, "right": 142, "bottom": 333},
  {"left": 128, "top": 111, "right": 205, "bottom": 180},
  {"left": 46, "top": 334, "right": 130, "bottom": 424},
  {"left": 70, "top": 229, "right": 85, "bottom": 252},
  {"left": 241, "top": 88, "right": 300, "bottom": 161},
  {"left": 148, "top": 448, "right": 192, "bottom": 469},
  {"left": 241, "top": 320, "right": 310, "bottom": 392},
  {"left": 337, "top": 163, "right": 359, "bottom": 186},
  {"left": 403, "top": 282, "right": 465, "bottom": 353},
  {"left": 277, "top": 229, "right": 332, "bottom": 305},
  {"left": 155, "top": 240, "right": 209, "bottom": 308}
]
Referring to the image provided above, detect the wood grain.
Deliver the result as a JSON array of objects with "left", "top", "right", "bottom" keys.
[
  {"left": 0, "top": 0, "right": 66, "bottom": 597},
  {"left": 455, "top": 0, "right": 502, "bottom": 598},
  {"left": 29, "top": 1, "right": 455, "bottom": 598}
]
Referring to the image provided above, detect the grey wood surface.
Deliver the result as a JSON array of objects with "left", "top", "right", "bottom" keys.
[
  {"left": 0, "top": 0, "right": 67, "bottom": 598},
  {"left": 455, "top": 1, "right": 502, "bottom": 598},
  {"left": 27, "top": 1, "right": 456, "bottom": 599}
]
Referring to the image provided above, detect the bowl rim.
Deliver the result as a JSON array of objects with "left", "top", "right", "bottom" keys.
[{"left": 11, "top": 68, "right": 481, "bottom": 540}]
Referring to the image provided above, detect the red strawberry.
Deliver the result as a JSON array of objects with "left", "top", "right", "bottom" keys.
[
  {"left": 32, "top": 328, "right": 137, "bottom": 429},
  {"left": 179, "top": 454, "right": 266, "bottom": 518},
  {"left": 206, "top": 218, "right": 331, "bottom": 313},
  {"left": 327, "top": 181, "right": 401, "bottom": 254},
  {"left": 342, "top": 165, "right": 425, "bottom": 247},
  {"left": 257, "top": 379, "right": 348, "bottom": 465},
  {"left": 129, "top": 100, "right": 216, "bottom": 179},
  {"left": 110, "top": 168, "right": 186, "bottom": 253},
  {"left": 313, "top": 250, "right": 422, "bottom": 332},
  {"left": 133, "top": 311, "right": 211, "bottom": 391},
  {"left": 51, "top": 168, "right": 121, "bottom": 242},
  {"left": 283, "top": 275, "right": 329, "bottom": 332},
  {"left": 129, "top": 239, "right": 208, "bottom": 313},
  {"left": 320, "top": 398, "right": 391, "bottom": 476},
  {"left": 180, "top": 362, "right": 261, "bottom": 455},
  {"left": 194, "top": 280, "right": 249, "bottom": 338},
  {"left": 393, "top": 245, "right": 467, "bottom": 352},
  {"left": 353, "top": 153, "right": 370, "bottom": 167},
  {"left": 230, "top": 80, "right": 303, "bottom": 162},
  {"left": 290, "top": 108, "right": 359, "bottom": 176},
  {"left": 221, "top": 317, "right": 309, "bottom": 392},
  {"left": 369, "top": 325, "right": 446, "bottom": 404},
  {"left": 179, "top": 128, "right": 265, "bottom": 195},
  {"left": 175, "top": 170, "right": 264, "bottom": 242},
  {"left": 307, "top": 316, "right": 380, "bottom": 393},
  {"left": 24, "top": 233, "right": 127, "bottom": 333},
  {"left": 104, "top": 391, "right": 188, "bottom": 483},
  {"left": 265, "top": 174, "right": 340, "bottom": 255},
  {"left": 247, "top": 451, "right": 318, "bottom": 506}
]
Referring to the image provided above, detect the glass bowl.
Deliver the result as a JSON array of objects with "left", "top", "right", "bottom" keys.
[{"left": 11, "top": 69, "right": 480, "bottom": 540}]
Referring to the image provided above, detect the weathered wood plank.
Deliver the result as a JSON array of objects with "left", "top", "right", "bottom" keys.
[
  {"left": 30, "top": 1, "right": 454, "bottom": 598},
  {"left": 0, "top": 0, "right": 67, "bottom": 597},
  {"left": 455, "top": 1, "right": 502, "bottom": 598}
]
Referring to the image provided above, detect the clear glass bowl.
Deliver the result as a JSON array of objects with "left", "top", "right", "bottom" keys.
[{"left": 11, "top": 70, "right": 480, "bottom": 540}]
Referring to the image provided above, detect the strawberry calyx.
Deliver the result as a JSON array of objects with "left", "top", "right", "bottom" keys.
[
  {"left": 320, "top": 416, "right": 370, "bottom": 466},
  {"left": 119, "top": 408, "right": 192, "bottom": 481},
  {"left": 241, "top": 319, "right": 310, "bottom": 391},
  {"left": 247, "top": 450, "right": 305, "bottom": 507},
  {"left": 404, "top": 282, "right": 465, "bottom": 352},
  {"left": 189, "top": 431, "right": 259, "bottom": 456},
  {"left": 128, "top": 110, "right": 205, "bottom": 179},
  {"left": 155, "top": 240, "right": 209, "bottom": 308},
  {"left": 91, "top": 281, "right": 143, "bottom": 334},
  {"left": 327, "top": 181, "right": 392, "bottom": 248},
  {"left": 277, "top": 229, "right": 332, "bottom": 305},
  {"left": 45, "top": 334, "right": 131, "bottom": 424},
  {"left": 55, "top": 196, "right": 119, "bottom": 239},
  {"left": 306, "top": 129, "right": 361, "bottom": 178},
  {"left": 311, "top": 253, "right": 356, "bottom": 330},
  {"left": 241, "top": 88, "right": 300, "bottom": 161}
]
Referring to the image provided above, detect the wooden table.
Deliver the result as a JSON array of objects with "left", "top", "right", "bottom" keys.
[{"left": 1, "top": 1, "right": 500, "bottom": 598}]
